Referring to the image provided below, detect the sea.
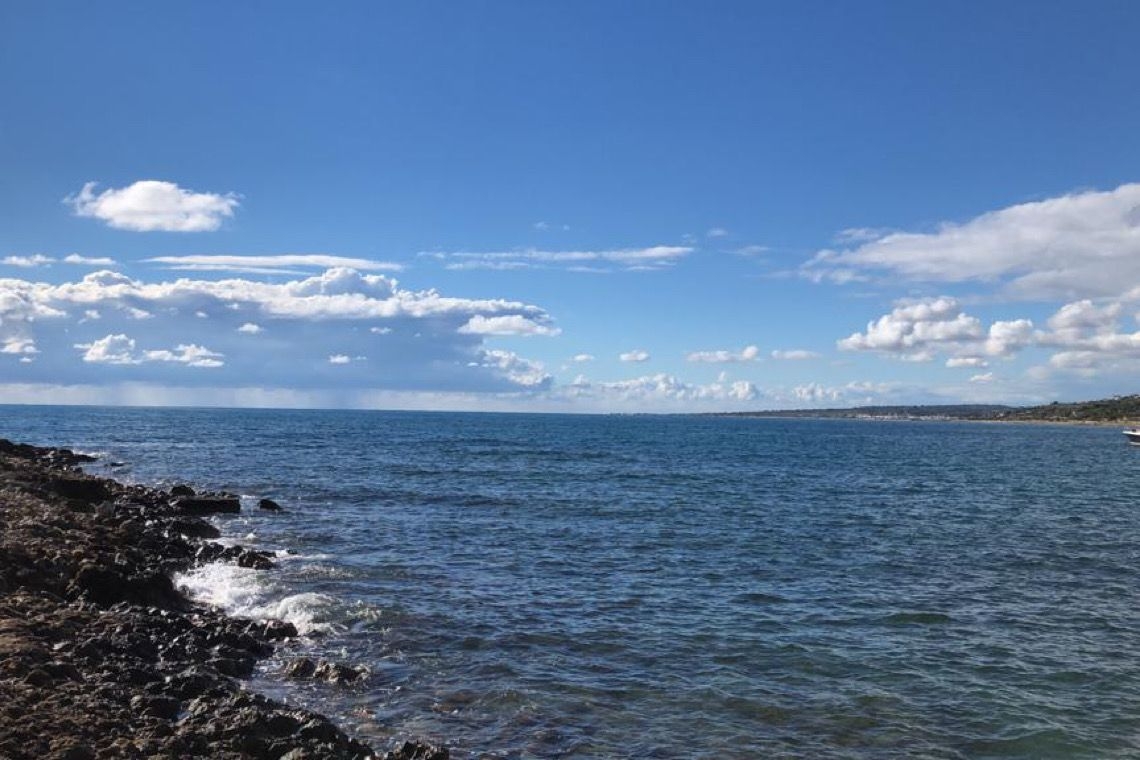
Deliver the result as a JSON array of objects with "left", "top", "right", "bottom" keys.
[{"left": 4, "top": 404, "right": 1140, "bottom": 759}]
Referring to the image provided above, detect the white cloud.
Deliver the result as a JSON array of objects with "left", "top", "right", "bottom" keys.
[
  {"left": 771, "top": 349, "right": 820, "bottom": 360},
  {"left": 838, "top": 293, "right": 1140, "bottom": 377},
  {"left": 572, "top": 353, "right": 595, "bottom": 362},
  {"left": 533, "top": 221, "right": 550, "bottom": 230},
  {"left": 805, "top": 183, "right": 1140, "bottom": 299},
  {"left": 2, "top": 255, "right": 54, "bottom": 268},
  {"left": 328, "top": 354, "right": 366, "bottom": 365},
  {"left": 74, "top": 333, "right": 223, "bottom": 367},
  {"left": 66, "top": 180, "right": 239, "bottom": 232},
  {"left": 1, "top": 338, "right": 38, "bottom": 355},
  {"left": 838, "top": 297, "right": 984, "bottom": 359},
  {"left": 969, "top": 373, "right": 994, "bottom": 383},
  {"left": 732, "top": 245, "right": 769, "bottom": 257},
  {"left": 686, "top": 345, "right": 760, "bottom": 363},
  {"left": 706, "top": 227, "right": 729, "bottom": 238},
  {"left": 566, "top": 373, "right": 757, "bottom": 406},
  {"left": 146, "top": 254, "right": 403, "bottom": 274},
  {"left": 457, "top": 314, "right": 561, "bottom": 337},
  {"left": 473, "top": 349, "right": 551, "bottom": 388},
  {"left": 431, "top": 245, "right": 693, "bottom": 272},
  {"left": 64, "top": 254, "right": 117, "bottom": 266},
  {"left": 1, "top": 267, "right": 556, "bottom": 393},
  {"left": 619, "top": 349, "right": 650, "bottom": 362},
  {"left": 946, "top": 356, "right": 988, "bottom": 368}
]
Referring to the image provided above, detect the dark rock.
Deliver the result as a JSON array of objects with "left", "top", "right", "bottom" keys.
[
  {"left": 313, "top": 661, "right": 366, "bottom": 685},
  {"left": 284, "top": 658, "right": 317, "bottom": 679},
  {"left": 167, "top": 518, "right": 221, "bottom": 540},
  {"left": 258, "top": 497, "right": 284, "bottom": 511},
  {"left": 383, "top": 741, "right": 451, "bottom": 760},
  {"left": 173, "top": 495, "right": 240, "bottom": 515},
  {"left": 48, "top": 475, "right": 112, "bottom": 503},
  {"left": 131, "top": 694, "right": 181, "bottom": 720},
  {"left": 259, "top": 620, "right": 299, "bottom": 640},
  {"left": 236, "top": 550, "right": 275, "bottom": 570},
  {"left": 170, "top": 484, "right": 196, "bottom": 497}
]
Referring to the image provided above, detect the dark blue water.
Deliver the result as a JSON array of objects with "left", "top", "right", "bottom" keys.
[{"left": 4, "top": 405, "right": 1140, "bottom": 758}]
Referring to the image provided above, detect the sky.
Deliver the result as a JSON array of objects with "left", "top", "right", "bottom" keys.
[{"left": 2, "top": 1, "right": 1140, "bottom": 412}]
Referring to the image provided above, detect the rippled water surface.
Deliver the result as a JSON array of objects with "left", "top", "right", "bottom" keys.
[{"left": 6, "top": 405, "right": 1140, "bottom": 758}]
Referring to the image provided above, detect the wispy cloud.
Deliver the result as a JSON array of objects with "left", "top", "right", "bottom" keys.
[
  {"left": 686, "top": 345, "right": 760, "bottom": 363},
  {"left": 66, "top": 180, "right": 239, "bottom": 232},
  {"left": 771, "top": 349, "right": 820, "bottom": 360},
  {"left": 146, "top": 254, "right": 403, "bottom": 274},
  {"left": 706, "top": 227, "right": 729, "bottom": 238},
  {"left": 2, "top": 255, "right": 54, "bottom": 268},
  {"left": 805, "top": 183, "right": 1140, "bottom": 299},
  {"left": 427, "top": 245, "right": 693, "bottom": 272},
  {"left": 2, "top": 254, "right": 119, "bottom": 268}
]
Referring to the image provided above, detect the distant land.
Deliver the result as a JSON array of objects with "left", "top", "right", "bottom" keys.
[{"left": 717, "top": 395, "right": 1140, "bottom": 424}]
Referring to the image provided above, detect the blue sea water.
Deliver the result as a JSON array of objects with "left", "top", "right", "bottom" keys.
[{"left": 4, "top": 405, "right": 1140, "bottom": 759}]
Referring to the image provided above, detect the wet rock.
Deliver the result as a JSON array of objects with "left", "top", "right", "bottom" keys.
[
  {"left": 383, "top": 741, "right": 451, "bottom": 760},
  {"left": 314, "top": 661, "right": 367, "bottom": 685},
  {"left": 173, "top": 495, "right": 240, "bottom": 515},
  {"left": 258, "top": 497, "right": 284, "bottom": 511},
  {"left": 284, "top": 657, "right": 317, "bottom": 679},
  {"left": 166, "top": 518, "right": 221, "bottom": 540},
  {"left": 0, "top": 438, "right": 448, "bottom": 760},
  {"left": 170, "top": 484, "right": 196, "bottom": 497}
]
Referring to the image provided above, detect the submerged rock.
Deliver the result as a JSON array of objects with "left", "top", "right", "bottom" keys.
[{"left": 258, "top": 497, "right": 284, "bottom": 511}]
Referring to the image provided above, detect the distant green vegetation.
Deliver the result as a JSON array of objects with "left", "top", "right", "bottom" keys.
[
  {"left": 993, "top": 394, "right": 1140, "bottom": 422},
  {"left": 717, "top": 395, "right": 1140, "bottom": 423}
]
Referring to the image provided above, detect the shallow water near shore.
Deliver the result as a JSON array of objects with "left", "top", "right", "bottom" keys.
[{"left": 6, "top": 405, "right": 1140, "bottom": 758}]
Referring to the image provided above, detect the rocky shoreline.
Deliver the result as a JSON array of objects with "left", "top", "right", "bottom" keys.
[{"left": 0, "top": 439, "right": 447, "bottom": 760}]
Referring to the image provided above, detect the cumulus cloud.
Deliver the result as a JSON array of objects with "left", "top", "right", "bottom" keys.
[
  {"left": 74, "top": 334, "right": 223, "bottom": 367},
  {"left": 771, "top": 349, "right": 820, "bottom": 361},
  {"left": 0, "top": 267, "right": 557, "bottom": 393},
  {"left": 686, "top": 345, "right": 760, "bottom": 363},
  {"left": 457, "top": 314, "right": 561, "bottom": 337},
  {"left": 146, "top": 254, "right": 403, "bottom": 275},
  {"left": 429, "top": 245, "right": 693, "bottom": 272},
  {"left": 619, "top": 349, "right": 650, "bottom": 363},
  {"left": 572, "top": 353, "right": 595, "bottom": 362},
  {"left": 565, "top": 373, "right": 756, "bottom": 407},
  {"left": 1, "top": 338, "right": 38, "bottom": 356},
  {"left": 839, "top": 293, "right": 1140, "bottom": 377},
  {"left": 970, "top": 373, "right": 994, "bottom": 383},
  {"left": 66, "top": 181, "right": 240, "bottom": 232},
  {"left": 805, "top": 183, "right": 1140, "bottom": 299},
  {"left": 838, "top": 297, "right": 984, "bottom": 361},
  {"left": 472, "top": 350, "right": 551, "bottom": 388}
]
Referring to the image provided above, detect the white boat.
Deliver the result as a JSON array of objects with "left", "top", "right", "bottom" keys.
[{"left": 1124, "top": 429, "right": 1140, "bottom": 445}]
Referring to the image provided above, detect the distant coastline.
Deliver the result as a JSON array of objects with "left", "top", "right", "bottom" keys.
[{"left": 711, "top": 394, "right": 1140, "bottom": 426}]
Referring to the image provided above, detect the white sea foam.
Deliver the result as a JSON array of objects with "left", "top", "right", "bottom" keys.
[{"left": 174, "top": 561, "right": 337, "bottom": 635}]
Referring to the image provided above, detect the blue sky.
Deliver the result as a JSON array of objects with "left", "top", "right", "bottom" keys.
[{"left": 2, "top": 1, "right": 1140, "bottom": 411}]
